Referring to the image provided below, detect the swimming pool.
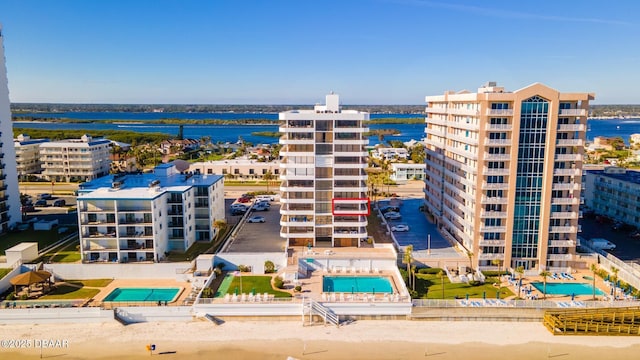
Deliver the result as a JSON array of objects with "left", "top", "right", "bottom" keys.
[
  {"left": 103, "top": 288, "right": 181, "bottom": 302},
  {"left": 323, "top": 276, "right": 393, "bottom": 293},
  {"left": 530, "top": 282, "right": 604, "bottom": 296}
]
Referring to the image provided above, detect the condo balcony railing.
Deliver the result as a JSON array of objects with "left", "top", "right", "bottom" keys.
[
  {"left": 549, "top": 240, "right": 575, "bottom": 247},
  {"left": 559, "top": 109, "right": 587, "bottom": 116},
  {"left": 486, "top": 109, "right": 514, "bottom": 116},
  {"left": 556, "top": 139, "right": 583, "bottom": 146},
  {"left": 554, "top": 154, "right": 583, "bottom": 161},
  {"left": 557, "top": 124, "right": 585, "bottom": 132}
]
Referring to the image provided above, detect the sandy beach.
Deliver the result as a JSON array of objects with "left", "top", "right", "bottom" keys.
[{"left": 1, "top": 319, "right": 639, "bottom": 360}]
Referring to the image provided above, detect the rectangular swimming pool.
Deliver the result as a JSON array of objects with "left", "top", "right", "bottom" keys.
[
  {"left": 323, "top": 276, "right": 393, "bottom": 293},
  {"left": 103, "top": 288, "right": 181, "bottom": 302},
  {"left": 530, "top": 282, "right": 604, "bottom": 296}
]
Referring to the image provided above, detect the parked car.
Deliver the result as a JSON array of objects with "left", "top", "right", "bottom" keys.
[
  {"left": 231, "top": 208, "right": 247, "bottom": 216},
  {"left": 380, "top": 206, "right": 400, "bottom": 214},
  {"left": 252, "top": 203, "right": 270, "bottom": 211},
  {"left": 53, "top": 199, "right": 66, "bottom": 207},
  {"left": 34, "top": 199, "right": 47, "bottom": 207},
  {"left": 236, "top": 197, "right": 252, "bottom": 203},
  {"left": 38, "top": 193, "right": 52, "bottom": 200},
  {"left": 256, "top": 194, "right": 275, "bottom": 202},
  {"left": 255, "top": 199, "right": 271, "bottom": 207},
  {"left": 383, "top": 211, "right": 401, "bottom": 220},
  {"left": 247, "top": 216, "right": 265, "bottom": 223},
  {"left": 391, "top": 224, "right": 410, "bottom": 232}
]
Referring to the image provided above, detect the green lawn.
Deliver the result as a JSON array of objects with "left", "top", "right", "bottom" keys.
[
  {"left": 0, "top": 268, "right": 11, "bottom": 280},
  {"left": 66, "top": 279, "right": 113, "bottom": 287},
  {"left": 42, "top": 241, "right": 81, "bottom": 263},
  {"left": 226, "top": 276, "right": 292, "bottom": 298},
  {"left": 0, "top": 227, "right": 77, "bottom": 255},
  {"left": 40, "top": 284, "right": 100, "bottom": 300},
  {"left": 413, "top": 272, "right": 514, "bottom": 300}
]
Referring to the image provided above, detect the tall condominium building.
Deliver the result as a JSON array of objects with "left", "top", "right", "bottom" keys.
[
  {"left": 279, "top": 93, "right": 369, "bottom": 247},
  {"left": 14, "top": 134, "right": 49, "bottom": 179},
  {"left": 584, "top": 167, "right": 640, "bottom": 229},
  {"left": 77, "top": 163, "right": 224, "bottom": 263},
  {"left": 0, "top": 26, "right": 21, "bottom": 231},
  {"left": 424, "top": 82, "right": 593, "bottom": 272},
  {"left": 40, "top": 134, "right": 111, "bottom": 182}
]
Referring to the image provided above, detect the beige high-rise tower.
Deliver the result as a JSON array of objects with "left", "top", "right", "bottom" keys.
[{"left": 423, "top": 82, "right": 594, "bottom": 273}]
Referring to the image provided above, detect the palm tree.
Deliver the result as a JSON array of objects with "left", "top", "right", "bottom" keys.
[
  {"left": 539, "top": 270, "right": 551, "bottom": 300},
  {"left": 263, "top": 170, "right": 273, "bottom": 193},
  {"left": 403, "top": 245, "right": 413, "bottom": 289},
  {"left": 438, "top": 270, "right": 445, "bottom": 299},
  {"left": 491, "top": 258, "right": 502, "bottom": 275},
  {"left": 590, "top": 264, "right": 598, "bottom": 301},
  {"left": 466, "top": 250, "right": 474, "bottom": 273},
  {"left": 515, "top": 266, "right": 525, "bottom": 299},
  {"left": 611, "top": 266, "right": 619, "bottom": 300},
  {"left": 213, "top": 219, "right": 227, "bottom": 240}
]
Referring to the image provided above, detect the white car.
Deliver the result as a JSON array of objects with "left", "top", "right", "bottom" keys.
[
  {"left": 391, "top": 224, "right": 410, "bottom": 232},
  {"left": 384, "top": 211, "right": 401, "bottom": 220},
  {"left": 247, "top": 216, "right": 265, "bottom": 223},
  {"left": 256, "top": 195, "right": 275, "bottom": 202}
]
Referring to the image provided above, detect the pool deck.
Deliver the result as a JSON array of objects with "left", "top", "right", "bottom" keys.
[
  {"left": 91, "top": 279, "right": 192, "bottom": 305},
  {"left": 501, "top": 270, "right": 617, "bottom": 302}
]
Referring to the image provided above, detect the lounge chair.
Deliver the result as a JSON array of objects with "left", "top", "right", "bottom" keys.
[
  {"left": 351, "top": 266, "right": 356, "bottom": 273},
  {"left": 321, "top": 293, "right": 328, "bottom": 301},
  {"left": 264, "top": 293, "right": 270, "bottom": 301}
]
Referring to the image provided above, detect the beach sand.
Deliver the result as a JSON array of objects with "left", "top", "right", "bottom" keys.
[{"left": 1, "top": 320, "right": 639, "bottom": 359}]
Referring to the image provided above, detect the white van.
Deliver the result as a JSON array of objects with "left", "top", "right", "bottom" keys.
[{"left": 256, "top": 194, "right": 275, "bottom": 202}]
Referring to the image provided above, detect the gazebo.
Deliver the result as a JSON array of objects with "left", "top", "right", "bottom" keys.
[{"left": 9, "top": 270, "right": 52, "bottom": 297}]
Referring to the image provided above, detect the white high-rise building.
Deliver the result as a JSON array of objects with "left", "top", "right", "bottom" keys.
[
  {"left": 279, "top": 94, "right": 369, "bottom": 247},
  {"left": 0, "top": 25, "right": 22, "bottom": 231}
]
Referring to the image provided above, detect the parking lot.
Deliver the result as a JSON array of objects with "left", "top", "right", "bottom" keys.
[
  {"left": 580, "top": 215, "right": 640, "bottom": 263},
  {"left": 380, "top": 198, "right": 462, "bottom": 259},
  {"left": 222, "top": 199, "right": 285, "bottom": 253}
]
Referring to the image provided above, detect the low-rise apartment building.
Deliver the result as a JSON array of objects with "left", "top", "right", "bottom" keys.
[
  {"left": 77, "top": 162, "right": 224, "bottom": 263},
  {"left": 390, "top": 163, "right": 425, "bottom": 183},
  {"left": 14, "top": 134, "right": 49, "bottom": 179},
  {"left": 40, "top": 134, "right": 111, "bottom": 182},
  {"left": 189, "top": 159, "right": 281, "bottom": 181},
  {"left": 583, "top": 167, "right": 640, "bottom": 229}
]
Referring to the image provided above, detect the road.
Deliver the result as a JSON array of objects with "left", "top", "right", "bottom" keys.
[{"left": 19, "top": 182, "right": 79, "bottom": 197}]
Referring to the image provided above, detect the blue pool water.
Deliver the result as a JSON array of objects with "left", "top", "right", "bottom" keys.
[
  {"left": 103, "top": 288, "right": 181, "bottom": 302},
  {"left": 530, "top": 282, "right": 604, "bottom": 296},
  {"left": 323, "top": 276, "right": 393, "bottom": 293}
]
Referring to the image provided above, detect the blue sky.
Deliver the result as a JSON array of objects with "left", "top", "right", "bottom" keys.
[{"left": 1, "top": 0, "right": 639, "bottom": 104}]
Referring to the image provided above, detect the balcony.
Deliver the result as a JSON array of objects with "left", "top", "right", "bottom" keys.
[
  {"left": 552, "top": 183, "right": 579, "bottom": 191},
  {"left": 551, "top": 197, "right": 579, "bottom": 205},
  {"left": 549, "top": 226, "right": 576, "bottom": 233},
  {"left": 486, "top": 109, "right": 514, "bottom": 116},
  {"left": 558, "top": 124, "right": 586, "bottom": 132},
  {"left": 478, "top": 253, "right": 505, "bottom": 260},
  {"left": 485, "top": 138, "right": 512, "bottom": 146},
  {"left": 424, "top": 107, "right": 448, "bottom": 114},
  {"left": 483, "top": 153, "right": 511, "bottom": 161},
  {"left": 449, "top": 108, "right": 479, "bottom": 116},
  {"left": 553, "top": 168, "right": 581, "bottom": 176},
  {"left": 549, "top": 240, "right": 575, "bottom": 247},
  {"left": 481, "top": 182, "right": 509, "bottom": 190},
  {"left": 559, "top": 109, "right": 587, "bottom": 116},
  {"left": 554, "top": 154, "right": 583, "bottom": 162},
  {"left": 550, "top": 212, "right": 578, "bottom": 219},
  {"left": 547, "top": 253, "right": 573, "bottom": 261},
  {"left": 556, "top": 139, "right": 583, "bottom": 147},
  {"left": 480, "top": 210, "right": 507, "bottom": 218},
  {"left": 482, "top": 167, "right": 509, "bottom": 176},
  {"left": 481, "top": 196, "right": 508, "bottom": 204},
  {"left": 478, "top": 239, "right": 505, "bottom": 247},
  {"left": 480, "top": 225, "right": 506, "bottom": 232}
]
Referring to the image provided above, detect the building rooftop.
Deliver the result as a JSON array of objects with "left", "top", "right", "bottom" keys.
[
  {"left": 586, "top": 168, "right": 640, "bottom": 185},
  {"left": 78, "top": 163, "right": 224, "bottom": 200}
]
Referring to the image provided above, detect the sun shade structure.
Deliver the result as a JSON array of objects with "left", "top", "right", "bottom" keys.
[{"left": 9, "top": 270, "right": 52, "bottom": 295}]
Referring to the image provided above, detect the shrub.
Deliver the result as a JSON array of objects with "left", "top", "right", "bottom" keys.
[
  {"left": 264, "top": 260, "right": 275, "bottom": 274},
  {"left": 215, "top": 263, "right": 225, "bottom": 270},
  {"left": 6, "top": 292, "right": 15, "bottom": 301},
  {"left": 482, "top": 270, "right": 508, "bottom": 277},
  {"left": 418, "top": 267, "right": 443, "bottom": 275},
  {"left": 398, "top": 268, "right": 409, "bottom": 284},
  {"left": 19, "top": 294, "right": 28, "bottom": 300},
  {"left": 273, "top": 276, "right": 284, "bottom": 289},
  {"left": 201, "top": 288, "right": 213, "bottom": 298},
  {"left": 468, "top": 280, "right": 480, "bottom": 286},
  {"left": 294, "top": 285, "right": 302, "bottom": 292},
  {"left": 238, "top": 264, "right": 251, "bottom": 272},
  {"left": 213, "top": 268, "right": 222, "bottom": 276},
  {"left": 408, "top": 289, "right": 418, "bottom": 298}
]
